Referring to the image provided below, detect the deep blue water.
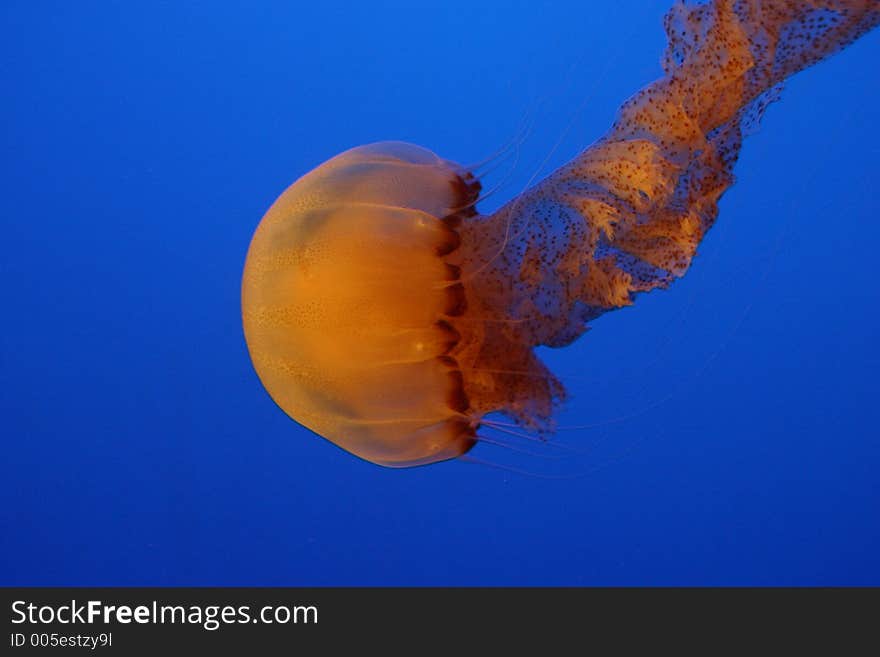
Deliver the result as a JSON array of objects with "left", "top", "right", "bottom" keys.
[{"left": 2, "top": 1, "right": 878, "bottom": 585}]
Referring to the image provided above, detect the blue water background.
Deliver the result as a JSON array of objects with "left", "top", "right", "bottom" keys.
[{"left": 2, "top": 1, "right": 878, "bottom": 585}]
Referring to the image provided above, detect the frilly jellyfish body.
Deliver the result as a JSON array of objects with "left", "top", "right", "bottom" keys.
[{"left": 242, "top": 0, "right": 880, "bottom": 467}]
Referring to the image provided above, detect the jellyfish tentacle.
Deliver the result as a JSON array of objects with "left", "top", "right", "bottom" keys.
[
  {"left": 474, "top": 435, "right": 565, "bottom": 459},
  {"left": 464, "top": 102, "right": 536, "bottom": 175}
]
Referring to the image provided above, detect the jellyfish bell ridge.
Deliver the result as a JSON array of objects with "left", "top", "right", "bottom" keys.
[{"left": 241, "top": 142, "right": 483, "bottom": 467}]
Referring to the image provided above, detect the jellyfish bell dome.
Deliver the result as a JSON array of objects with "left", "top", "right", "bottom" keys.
[{"left": 241, "top": 142, "right": 481, "bottom": 467}]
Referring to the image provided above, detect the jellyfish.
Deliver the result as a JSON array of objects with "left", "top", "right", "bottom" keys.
[{"left": 242, "top": 0, "right": 880, "bottom": 467}]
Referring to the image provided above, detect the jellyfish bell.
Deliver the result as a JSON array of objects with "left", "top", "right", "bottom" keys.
[{"left": 241, "top": 142, "right": 485, "bottom": 467}]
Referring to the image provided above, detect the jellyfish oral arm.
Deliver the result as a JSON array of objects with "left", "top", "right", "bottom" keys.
[{"left": 451, "top": 0, "right": 879, "bottom": 431}]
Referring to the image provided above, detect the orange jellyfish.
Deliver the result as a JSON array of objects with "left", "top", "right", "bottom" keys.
[{"left": 242, "top": 0, "right": 880, "bottom": 467}]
